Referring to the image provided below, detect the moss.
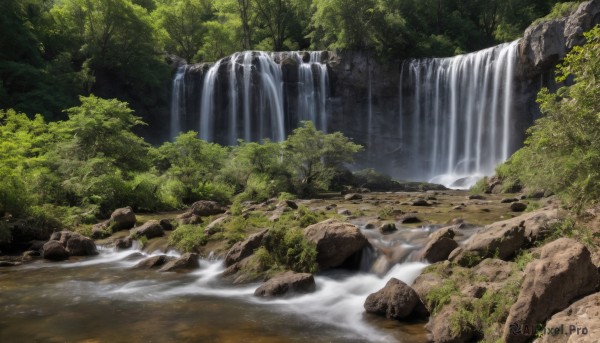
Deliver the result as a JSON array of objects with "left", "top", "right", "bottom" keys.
[
  {"left": 426, "top": 279, "right": 460, "bottom": 314},
  {"left": 168, "top": 224, "right": 208, "bottom": 252}
]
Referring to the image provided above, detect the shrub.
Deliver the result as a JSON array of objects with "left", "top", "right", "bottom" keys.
[
  {"left": 168, "top": 224, "right": 208, "bottom": 252},
  {"left": 259, "top": 225, "right": 318, "bottom": 273}
]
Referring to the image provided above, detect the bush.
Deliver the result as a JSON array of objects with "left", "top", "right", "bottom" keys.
[
  {"left": 193, "top": 181, "right": 234, "bottom": 204},
  {"left": 168, "top": 224, "right": 208, "bottom": 252},
  {"left": 259, "top": 225, "right": 318, "bottom": 273}
]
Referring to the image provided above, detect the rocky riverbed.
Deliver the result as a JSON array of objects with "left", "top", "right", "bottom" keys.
[{"left": 2, "top": 189, "right": 599, "bottom": 342}]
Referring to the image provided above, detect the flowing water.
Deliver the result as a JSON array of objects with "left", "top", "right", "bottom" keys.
[
  {"left": 191, "top": 51, "right": 330, "bottom": 144},
  {"left": 400, "top": 41, "right": 520, "bottom": 186},
  {"left": 0, "top": 230, "right": 436, "bottom": 343},
  {"left": 170, "top": 43, "right": 522, "bottom": 188}
]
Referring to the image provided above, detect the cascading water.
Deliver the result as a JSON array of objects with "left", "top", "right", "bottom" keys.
[
  {"left": 170, "top": 66, "right": 187, "bottom": 140},
  {"left": 170, "top": 42, "right": 524, "bottom": 187},
  {"left": 173, "top": 51, "right": 330, "bottom": 145},
  {"left": 399, "top": 41, "right": 519, "bottom": 187}
]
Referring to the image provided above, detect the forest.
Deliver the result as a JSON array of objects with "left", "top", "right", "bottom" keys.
[
  {"left": 2, "top": 1, "right": 600, "bottom": 342},
  {"left": 1, "top": 0, "right": 583, "bottom": 122}
]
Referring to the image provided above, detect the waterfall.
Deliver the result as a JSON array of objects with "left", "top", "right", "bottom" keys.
[
  {"left": 188, "top": 51, "right": 330, "bottom": 144},
  {"left": 170, "top": 66, "right": 187, "bottom": 140},
  {"left": 170, "top": 42, "right": 523, "bottom": 187},
  {"left": 399, "top": 41, "right": 519, "bottom": 186}
]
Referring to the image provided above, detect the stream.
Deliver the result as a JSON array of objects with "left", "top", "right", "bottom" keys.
[{"left": 0, "top": 243, "right": 429, "bottom": 342}]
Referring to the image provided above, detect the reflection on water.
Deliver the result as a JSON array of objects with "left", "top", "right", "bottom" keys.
[{"left": 0, "top": 245, "right": 429, "bottom": 343}]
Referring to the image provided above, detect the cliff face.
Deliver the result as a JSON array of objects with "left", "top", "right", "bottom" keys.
[
  {"left": 519, "top": 0, "right": 600, "bottom": 76},
  {"left": 162, "top": 0, "right": 600, "bottom": 182}
]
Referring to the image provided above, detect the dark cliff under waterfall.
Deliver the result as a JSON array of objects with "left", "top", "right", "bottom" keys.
[{"left": 170, "top": 42, "right": 533, "bottom": 187}]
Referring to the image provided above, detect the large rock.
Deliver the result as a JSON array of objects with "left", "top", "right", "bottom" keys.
[
  {"left": 42, "top": 240, "right": 69, "bottom": 261},
  {"left": 131, "top": 220, "right": 164, "bottom": 240},
  {"left": 419, "top": 227, "right": 459, "bottom": 263},
  {"left": 65, "top": 234, "right": 98, "bottom": 256},
  {"left": 158, "top": 253, "right": 200, "bottom": 272},
  {"left": 427, "top": 305, "right": 476, "bottom": 343},
  {"left": 536, "top": 292, "right": 600, "bottom": 343},
  {"left": 254, "top": 271, "right": 316, "bottom": 297},
  {"left": 224, "top": 229, "right": 269, "bottom": 267},
  {"left": 134, "top": 255, "right": 175, "bottom": 269},
  {"left": 452, "top": 208, "right": 560, "bottom": 265},
  {"left": 189, "top": 200, "right": 227, "bottom": 217},
  {"left": 109, "top": 207, "right": 137, "bottom": 232},
  {"left": 364, "top": 278, "right": 424, "bottom": 320},
  {"left": 502, "top": 238, "right": 600, "bottom": 343},
  {"left": 303, "top": 219, "right": 369, "bottom": 270}
]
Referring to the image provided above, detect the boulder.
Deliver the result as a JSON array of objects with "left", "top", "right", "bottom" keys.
[
  {"left": 109, "top": 207, "right": 137, "bottom": 232},
  {"left": 131, "top": 220, "right": 164, "bottom": 240},
  {"left": 204, "top": 216, "right": 228, "bottom": 236},
  {"left": 501, "top": 198, "right": 519, "bottom": 204},
  {"left": 536, "top": 292, "right": 600, "bottom": 343},
  {"left": 65, "top": 234, "right": 98, "bottom": 256},
  {"left": 337, "top": 208, "right": 352, "bottom": 216},
  {"left": 304, "top": 219, "right": 369, "bottom": 270},
  {"left": 224, "top": 229, "right": 269, "bottom": 267},
  {"left": 189, "top": 200, "right": 227, "bottom": 217},
  {"left": 344, "top": 193, "right": 363, "bottom": 201},
  {"left": 364, "top": 278, "right": 424, "bottom": 320},
  {"left": 468, "top": 194, "right": 485, "bottom": 200},
  {"left": 175, "top": 212, "right": 203, "bottom": 225},
  {"left": 134, "top": 255, "right": 175, "bottom": 269},
  {"left": 511, "top": 202, "right": 528, "bottom": 212},
  {"left": 42, "top": 240, "right": 69, "bottom": 261},
  {"left": 278, "top": 200, "right": 298, "bottom": 209},
  {"left": 412, "top": 199, "right": 431, "bottom": 207},
  {"left": 451, "top": 208, "right": 559, "bottom": 264},
  {"left": 379, "top": 222, "right": 397, "bottom": 234},
  {"left": 420, "top": 227, "right": 459, "bottom": 263},
  {"left": 254, "top": 271, "right": 316, "bottom": 297},
  {"left": 502, "top": 238, "right": 600, "bottom": 343},
  {"left": 159, "top": 253, "right": 200, "bottom": 272},
  {"left": 91, "top": 221, "right": 111, "bottom": 239},
  {"left": 115, "top": 237, "right": 133, "bottom": 250},
  {"left": 159, "top": 219, "right": 174, "bottom": 231},
  {"left": 427, "top": 304, "right": 476, "bottom": 343},
  {"left": 401, "top": 215, "right": 422, "bottom": 224}
]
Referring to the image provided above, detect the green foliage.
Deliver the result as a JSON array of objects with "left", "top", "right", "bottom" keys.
[
  {"left": 426, "top": 279, "right": 460, "bottom": 314},
  {"left": 155, "top": 131, "right": 229, "bottom": 203},
  {"left": 542, "top": 217, "right": 597, "bottom": 248},
  {"left": 284, "top": 121, "right": 363, "bottom": 197},
  {"left": 168, "top": 224, "right": 208, "bottom": 252},
  {"left": 514, "top": 250, "right": 534, "bottom": 271},
  {"left": 532, "top": 2, "right": 582, "bottom": 25},
  {"left": 258, "top": 225, "right": 318, "bottom": 273},
  {"left": 450, "top": 278, "right": 523, "bottom": 342},
  {"left": 153, "top": 0, "right": 214, "bottom": 63},
  {"left": 506, "top": 26, "right": 600, "bottom": 212}
]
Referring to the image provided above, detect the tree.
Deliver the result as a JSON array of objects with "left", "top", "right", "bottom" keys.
[
  {"left": 310, "top": 0, "right": 379, "bottom": 50},
  {"left": 0, "top": 109, "right": 50, "bottom": 217},
  {"left": 50, "top": 0, "right": 169, "bottom": 109},
  {"left": 154, "top": 131, "right": 229, "bottom": 202},
  {"left": 284, "top": 121, "right": 362, "bottom": 197},
  {"left": 253, "top": 0, "right": 296, "bottom": 51},
  {"left": 236, "top": 0, "right": 253, "bottom": 50},
  {"left": 505, "top": 26, "right": 600, "bottom": 212},
  {"left": 46, "top": 95, "right": 152, "bottom": 213},
  {"left": 153, "top": 0, "right": 213, "bottom": 63}
]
